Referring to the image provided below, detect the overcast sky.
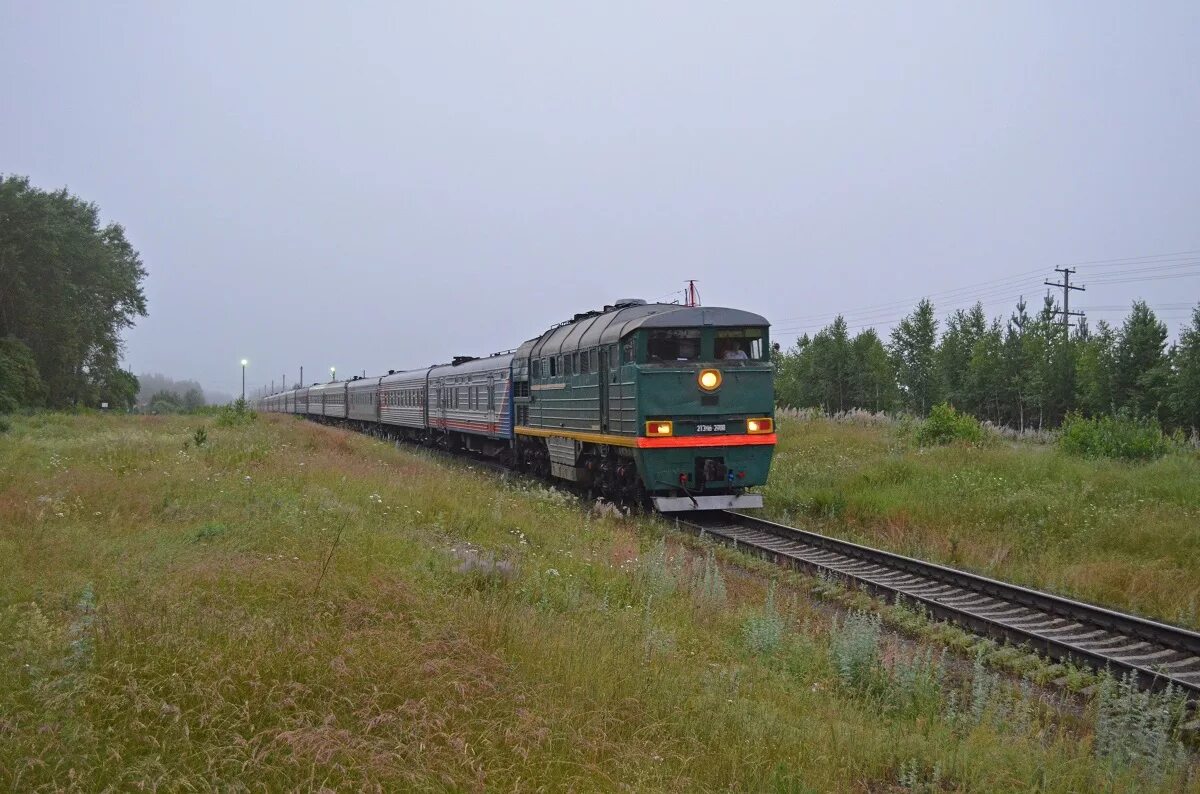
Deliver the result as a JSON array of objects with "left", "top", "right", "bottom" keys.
[{"left": 3, "top": 2, "right": 1198, "bottom": 398}]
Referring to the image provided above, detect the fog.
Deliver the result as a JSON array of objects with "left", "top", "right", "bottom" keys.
[{"left": 3, "top": 2, "right": 1197, "bottom": 397}]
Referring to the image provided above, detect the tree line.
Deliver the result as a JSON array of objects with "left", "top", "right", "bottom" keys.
[
  {"left": 0, "top": 175, "right": 147, "bottom": 411},
  {"left": 775, "top": 296, "right": 1200, "bottom": 433}
]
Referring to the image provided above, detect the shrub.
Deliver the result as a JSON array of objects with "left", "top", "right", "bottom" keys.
[
  {"left": 742, "top": 582, "right": 785, "bottom": 654},
  {"left": 215, "top": 398, "right": 256, "bottom": 428},
  {"left": 692, "top": 549, "right": 727, "bottom": 609},
  {"left": 1058, "top": 412, "right": 1171, "bottom": 461},
  {"left": 0, "top": 416, "right": 9, "bottom": 434},
  {"left": 829, "top": 610, "right": 882, "bottom": 690},
  {"left": 1093, "top": 672, "right": 1188, "bottom": 781},
  {"left": 916, "top": 403, "right": 986, "bottom": 446}
]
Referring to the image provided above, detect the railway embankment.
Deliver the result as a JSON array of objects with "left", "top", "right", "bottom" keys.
[
  {"left": 0, "top": 412, "right": 1195, "bottom": 791},
  {"left": 763, "top": 411, "right": 1200, "bottom": 631}
]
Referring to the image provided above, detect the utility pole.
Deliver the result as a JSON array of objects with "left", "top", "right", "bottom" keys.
[
  {"left": 685, "top": 279, "right": 701, "bottom": 307},
  {"left": 1044, "top": 267, "right": 1085, "bottom": 340},
  {"left": 300, "top": 366, "right": 304, "bottom": 387}
]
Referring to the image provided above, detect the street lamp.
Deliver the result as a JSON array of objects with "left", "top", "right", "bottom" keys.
[
  {"left": 330, "top": 366, "right": 336, "bottom": 381},
  {"left": 241, "top": 359, "right": 248, "bottom": 400}
]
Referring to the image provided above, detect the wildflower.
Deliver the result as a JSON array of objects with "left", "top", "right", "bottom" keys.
[{"left": 545, "top": 568, "right": 560, "bottom": 577}]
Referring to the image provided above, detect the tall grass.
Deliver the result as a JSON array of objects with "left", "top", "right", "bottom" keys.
[
  {"left": 764, "top": 411, "right": 1200, "bottom": 628},
  {"left": 0, "top": 413, "right": 1192, "bottom": 791}
]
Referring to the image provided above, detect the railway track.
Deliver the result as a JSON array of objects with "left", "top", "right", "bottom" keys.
[{"left": 679, "top": 510, "right": 1200, "bottom": 701}]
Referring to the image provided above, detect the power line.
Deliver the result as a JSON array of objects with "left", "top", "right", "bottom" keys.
[
  {"left": 774, "top": 250, "right": 1200, "bottom": 331},
  {"left": 1045, "top": 267, "right": 1085, "bottom": 338}
]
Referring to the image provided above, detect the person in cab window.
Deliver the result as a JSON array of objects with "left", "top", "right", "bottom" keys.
[{"left": 720, "top": 339, "right": 749, "bottom": 360}]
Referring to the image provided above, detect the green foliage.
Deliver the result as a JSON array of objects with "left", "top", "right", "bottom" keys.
[
  {"left": 191, "top": 426, "right": 207, "bottom": 447},
  {"left": 0, "top": 416, "right": 10, "bottom": 434},
  {"left": 1093, "top": 672, "right": 1188, "bottom": 781},
  {"left": 0, "top": 412, "right": 1184, "bottom": 791},
  {"left": 1113, "top": 301, "right": 1169, "bottom": 422},
  {"left": 1058, "top": 412, "right": 1170, "bottom": 461},
  {"left": 0, "top": 175, "right": 148, "bottom": 408},
  {"left": 215, "top": 398, "right": 256, "bottom": 427},
  {"left": 915, "top": 403, "right": 986, "bottom": 446},
  {"left": 0, "top": 336, "right": 46, "bottom": 412},
  {"left": 741, "top": 582, "right": 785, "bottom": 654},
  {"left": 889, "top": 299, "right": 940, "bottom": 415},
  {"left": 634, "top": 537, "right": 679, "bottom": 599},
  {"left": 775, "top": 323, "right": 897, "bottom": 413},
  {"left": 94, "top": 368, "right": 138, "bottom": 411},
  {"left": 829, "top": 610, "right": 882, "bottom": 690},
  {"left": 148, "top": 390, "right": 184, "bottom": 414},
  {"left": 774, "top": 294, "right": 1200, "bottom": 434},
  {"left": 691, "top": 549, "right": 727, "bottom": 609},
  {"left": 1168, "top": 306, "right": 1200, "bottom": 431}
]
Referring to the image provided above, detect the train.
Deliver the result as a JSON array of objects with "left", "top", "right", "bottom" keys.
[{"left": 255, "top": 299, "right": 777, "bottom": 511}]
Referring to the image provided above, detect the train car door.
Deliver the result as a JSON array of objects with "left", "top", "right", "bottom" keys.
[
  {"left": 486, "top": 375, "right": 496, "bottom": 434},
  {"left": 598, "top": 347, "right": 610, "bottom": 433}
]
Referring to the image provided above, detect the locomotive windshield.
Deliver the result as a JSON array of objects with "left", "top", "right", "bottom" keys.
[
  {"left": 640, "top": 327, "right": 769, "bottom": 362},
  {"left": 646, "top": 329, "right": 701, "bottom": 361},
  {"left": 715, "top": 328, "right": 767, "bottom": 361}
]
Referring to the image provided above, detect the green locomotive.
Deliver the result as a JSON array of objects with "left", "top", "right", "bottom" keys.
[{"left": 513, "top": 299, "right": 776, "bottom": 511}]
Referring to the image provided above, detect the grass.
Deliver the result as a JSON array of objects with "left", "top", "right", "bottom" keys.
[
  {"left": 0, "top": 412, "right": 1195, "bottom": 791},
  {"left": 762, "top": 412, "right": 1200, "bottom": 629}
]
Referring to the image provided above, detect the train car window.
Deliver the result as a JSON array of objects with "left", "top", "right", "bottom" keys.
[
  {"left": 531, "top": 359, "right": 541, "bottom": 378},
  {"left": 579, "top": 350, "right": 591, "bottom": 374},
  {"left": 646, "top": 329, "right": 701, "bottom": 361},
  {"left": 715, "top": 328, "right": 766, "bottom": 360},
  {"left": 550, "top": 357, "right": 558, "bottom": 377},
  {"left": 488, "top": 385, "right": 495, "bottom": 411},
  {"left": 622, "top": 338, "right": 635, "bottom": 364}
]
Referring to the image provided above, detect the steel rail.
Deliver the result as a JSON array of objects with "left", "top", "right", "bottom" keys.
[{"left": 678, "top": 510, "right": 1200, "bottom": 699}]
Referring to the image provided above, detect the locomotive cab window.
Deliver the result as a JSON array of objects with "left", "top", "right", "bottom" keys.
[
  {"left": 646, "top": 329, "right": 701, "bottom": 362},
  {"left": 715, "top": 328, "right": 767, "bottom": 361}
]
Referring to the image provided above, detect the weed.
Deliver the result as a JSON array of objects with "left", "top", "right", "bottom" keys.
[
  {"left": 1093, "top": 671, "right": 1189, "bottom": 781},
  {"left": 1059, "top": 411, "right": 1171, "bottom": 461},
  {"left": 192, "top": 522, "right": 227, "bottom": 542},
  {"left": 742, "top": 582, "right": 786, "bottom": 655},
  {"left": 917, "top": 402, "right": 987, "bottom": 446},
  {"left": 215, "top": 398, "right": 256, "bottom": 428},
  {"left": 692, "top": 549, "right": 727, "bottom": 609},
  {"left": 888, "top": 647, "right": 946, "bottom": 717},
  {"left": 829, "top": 610, "right": 882, "bottom": 691},
  {"left": 635, "top": 536, "right": 679, "bottom": 599},
  {"left": 898, "top": 757, "right": 945, "bottom": 792},
  {"left": 191, "top": 425, "right": 207, "bottom": 446},
  {"left": 641, "top": 597, "right": 675, "bottom": 661}
]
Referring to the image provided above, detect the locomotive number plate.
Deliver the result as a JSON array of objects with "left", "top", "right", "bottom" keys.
[{"left": 695, "top": 423, "right": 726, "bottom": 433}]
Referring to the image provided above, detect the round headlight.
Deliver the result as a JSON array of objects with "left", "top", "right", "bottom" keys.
[{"left": 698, "top": 369, "right": 722, "bottom": 391}]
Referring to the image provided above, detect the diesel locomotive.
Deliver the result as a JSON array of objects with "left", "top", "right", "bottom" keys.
[{"left": 257, "top": 299, "right": 776, "bottom": 511}]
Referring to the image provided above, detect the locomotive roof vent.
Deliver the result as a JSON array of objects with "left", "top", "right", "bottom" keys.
[
  {"left": 452, "top": 355, "right": 478, "bottom": 366},
  {"left": 613, "top": 298, "right": 646, "bottom": 308}
]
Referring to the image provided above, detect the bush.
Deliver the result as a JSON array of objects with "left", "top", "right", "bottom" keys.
[
  {"left": 829, "top": 610, "right": 882, "bottom": 690},
  {"left": 1058, "top": 412, "right": 1170, "bottom": 461},
  {"left": 215, "top": 398, "right": 256, "bottom": 428},
  {"left": 742, "top": 583, "right": 785, "bottom": 654},
  {"left": 915, "top": 403, "right": 986, "bottom": 446}
]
